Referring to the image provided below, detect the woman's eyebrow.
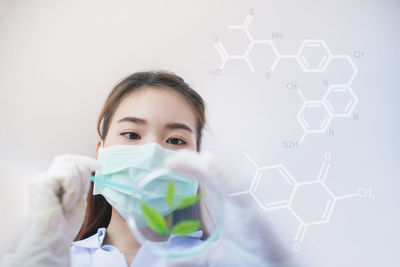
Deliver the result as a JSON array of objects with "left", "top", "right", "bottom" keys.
[{"left": 117, "top": 116, "right": 193, "bottom": 133}]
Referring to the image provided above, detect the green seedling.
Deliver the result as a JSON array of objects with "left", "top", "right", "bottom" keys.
[{"left": 141, "top": 181, "right": 201, "bottom": 239}]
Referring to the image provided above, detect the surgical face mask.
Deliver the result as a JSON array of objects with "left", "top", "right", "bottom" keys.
[{"left": 92, "top": 141, "right": 199, "bottom": 227}]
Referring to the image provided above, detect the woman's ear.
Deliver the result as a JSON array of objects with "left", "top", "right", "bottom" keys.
[{"left": 95, "top": 139, "right": 102, "bottom": 160}]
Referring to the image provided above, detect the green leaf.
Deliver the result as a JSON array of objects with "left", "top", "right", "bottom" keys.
[
  {"left": 177, "top": 193, "right": 201, "bottom": 210},
  {"left": 166, "top": 181, "right": 175, "bottom": 207},
  {"left": 140, "top": 203, "right": 167, "bottom": 235},
  {"left": 171, "top": 220, "right": 200, "bottom": 236}
]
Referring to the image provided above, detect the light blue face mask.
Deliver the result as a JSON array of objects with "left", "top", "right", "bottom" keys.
[{"left": 91, "top": 141, "right": 199, "bottom": 227}]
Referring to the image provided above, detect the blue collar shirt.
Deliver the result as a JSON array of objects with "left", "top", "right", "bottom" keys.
[{"left": 70, "top": 228, "right": 204, "bottom": 267}]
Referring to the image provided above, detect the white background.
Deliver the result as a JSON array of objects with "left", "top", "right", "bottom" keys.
[{"left": 0, "top": 0, "right": 398, "bottom": 266}]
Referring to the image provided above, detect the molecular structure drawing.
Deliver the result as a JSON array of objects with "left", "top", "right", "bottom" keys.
[
  {"left": 213, "top": 11, "right": 359, "bottom": 143},
  {"left": 229, "top": 151, "right": 375, "bottom": 252}
]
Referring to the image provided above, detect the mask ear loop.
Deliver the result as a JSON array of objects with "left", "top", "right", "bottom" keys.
[{"left": 91, "top": 138, "right": 104, "bottom": 188}]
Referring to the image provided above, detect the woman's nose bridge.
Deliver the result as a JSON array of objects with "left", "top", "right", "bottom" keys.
[{"left": 142, "top": 132, "right": 164, "bottom": 147}]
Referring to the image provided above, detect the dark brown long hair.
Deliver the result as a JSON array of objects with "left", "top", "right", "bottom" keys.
[{"left": 74, "top": 70, "right": 209, "bottom": 241}]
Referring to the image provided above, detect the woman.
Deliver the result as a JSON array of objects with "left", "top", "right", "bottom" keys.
[
  {"left": 72, "top": 71, "right": 210, "bottom": 266},
  {"left": 0, "top": 71, "right": 297, "bottom": 267}
]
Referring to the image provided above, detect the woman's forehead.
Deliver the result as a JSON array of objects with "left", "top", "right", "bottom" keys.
[{"left": 112, "top": 86, "right": 197, "bottom": 127}]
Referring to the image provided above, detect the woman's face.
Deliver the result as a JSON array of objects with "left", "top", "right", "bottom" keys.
[{"left": 98, "top": 86, "right": 198, "bottom": 153}]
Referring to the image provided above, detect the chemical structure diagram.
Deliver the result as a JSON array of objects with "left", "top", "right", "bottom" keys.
[
  {"left": 229, "top": 151, "right": 375, "bottom": 252},
  {"left": 213, "top": 9, "right": 360, "bottom": 143}
]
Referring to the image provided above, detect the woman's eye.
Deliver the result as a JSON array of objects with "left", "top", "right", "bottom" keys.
[
  {"left": 167, "top": 137, "right": 187, "bottom": 146},
  {"left": 121, "top": 132, "right": 140, "bottom": 140}
]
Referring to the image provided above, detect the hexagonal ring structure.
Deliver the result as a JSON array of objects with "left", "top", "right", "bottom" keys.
[
  {"left": 250, "top": 165, "right": 297, "bottom": 211},
  {"left": 323, "top": 85, "right": 358, "bottom": 117},
  {"left": 296, "top": 40, "right": 332, "bottom": 72}
]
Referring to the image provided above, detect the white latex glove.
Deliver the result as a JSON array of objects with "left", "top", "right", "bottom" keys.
[
  {"left": 0, "top": 154, "right": 100, "bottom": 267},
  {"left": 163, "top": 149, "right": 301, "bottom": 267}
]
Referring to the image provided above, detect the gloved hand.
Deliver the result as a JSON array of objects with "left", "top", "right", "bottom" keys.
[
  {"left": 163, "top": 149, "right": 301, "bottom": 267},
  {"left": 0, "top": 154, "right": 100, "bottom": 267}
]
